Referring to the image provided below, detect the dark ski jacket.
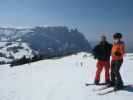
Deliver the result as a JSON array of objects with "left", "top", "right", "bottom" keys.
[{"left": 92, "top": 41, "right": 112, "bottom": 61}]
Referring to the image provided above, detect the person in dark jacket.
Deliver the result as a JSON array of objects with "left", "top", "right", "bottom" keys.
[{"left": 92, "top": 35, "right": 112, "bottom": 85}]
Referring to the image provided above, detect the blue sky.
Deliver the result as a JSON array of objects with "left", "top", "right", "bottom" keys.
[{"left": 0, "top": 0, "right": 132, "bottom": 41}]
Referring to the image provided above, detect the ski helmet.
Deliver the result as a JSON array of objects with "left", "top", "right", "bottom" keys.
[{"left": 113, "top": 33, "right": 122, "bottom": 39}]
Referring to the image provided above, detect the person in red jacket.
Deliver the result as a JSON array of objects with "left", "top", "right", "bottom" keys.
[
  {"left": 110, "top": 33, "right": 125, "bottom": 90},
  {"left": 92, "top": 35, "right": 112, "bottom": 85}
]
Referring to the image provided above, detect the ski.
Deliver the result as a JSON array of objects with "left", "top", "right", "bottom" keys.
[
  {"left": 93, "top": 85, "right": 112, "bottom": 92},
  {"left": 85, "top": 83, "right": 106, "bottom": 86},
  {"left": 97, "top": 85, "right": 133, "bottom": 95},
  {"left": 98, "top": 89, "right": 117, "bottom": 95}
]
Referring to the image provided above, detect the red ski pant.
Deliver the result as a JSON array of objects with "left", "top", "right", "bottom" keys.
[{"left": 95, "top": 60, "right": 110, "bottom": 81}]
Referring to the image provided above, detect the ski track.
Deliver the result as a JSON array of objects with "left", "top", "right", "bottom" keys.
[{"left": 0, "top": 53, "right": 133, "bottom": 100}]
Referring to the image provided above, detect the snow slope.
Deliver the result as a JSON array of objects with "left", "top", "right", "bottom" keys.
[{"left": 0, "top": 52, "right": 133, "bottom": 100}]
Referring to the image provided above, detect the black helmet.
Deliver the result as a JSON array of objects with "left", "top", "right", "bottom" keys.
[{"left": 113, "top": 33, "right": 122, "bottom": 39}]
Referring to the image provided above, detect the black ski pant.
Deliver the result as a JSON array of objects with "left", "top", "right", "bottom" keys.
[{"left": 110, "top": 59, "right": 123, "bottom": 88}]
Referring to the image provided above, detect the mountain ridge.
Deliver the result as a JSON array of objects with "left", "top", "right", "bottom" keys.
[{"left": 0, "top": 26, "right": 91, "bottom": 64}]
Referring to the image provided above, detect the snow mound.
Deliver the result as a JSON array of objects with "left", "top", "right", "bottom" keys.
[{"left": 0, "top": 42, "right": 34, "bottom": 63}]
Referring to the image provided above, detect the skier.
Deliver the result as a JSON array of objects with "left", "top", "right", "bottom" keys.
[
  {"left": 110, "top": 33, "right": 125, "bottom": 90},
  {"left": 92, "top": 35, "right": 112, "bottom": 85}
]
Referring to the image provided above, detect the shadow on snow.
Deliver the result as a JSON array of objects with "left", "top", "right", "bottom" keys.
[{"left": 124, "top": 84, "right": 133, "bottom": 93}]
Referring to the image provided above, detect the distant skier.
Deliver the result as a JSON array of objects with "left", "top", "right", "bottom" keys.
[
  {"left": 110, "top": 33, "right": 125, "bottom": 90},
  {"left": 92, "top": 35, "right": 112, "bottom": 85}
]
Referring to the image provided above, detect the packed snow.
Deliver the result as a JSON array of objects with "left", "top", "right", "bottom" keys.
[{"left": 0, "top": 52, "right": 133, "bottom": 100}]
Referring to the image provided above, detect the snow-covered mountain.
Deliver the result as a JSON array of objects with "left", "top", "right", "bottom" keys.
[
  {"left": 0, "top": 41, "right": 35, "bottom": 64},
  {"left": 0, "top": 27, "right": 32, "bottom": 41},
  {"left": 0, "top": 26, "right": 91, "bottom": 64},
  {"left": 0, "top": 52, "right": 133, "bottom": 100}
]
